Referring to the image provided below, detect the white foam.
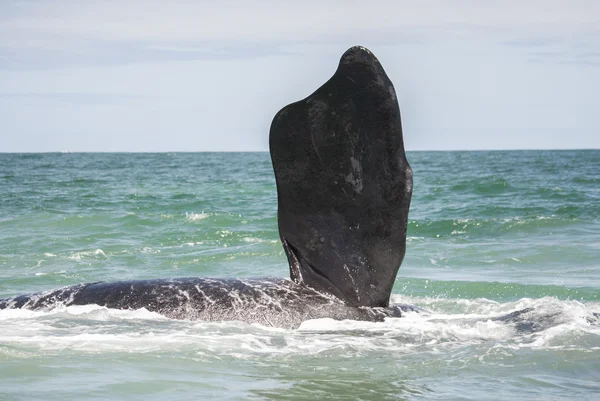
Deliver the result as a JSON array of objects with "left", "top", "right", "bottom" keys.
[
  {"left": 185, "top": 212, "right": 209, "bottom": 221},
  {"left": 140, "top": 246, "right": 161, "bottom": 254},
  {"left": 242, "top": 237, "right": 277, "bottom": 244},
  {"left": 0, "top": 304, "right": 166, "bottom": 322},
  {"left": 0, "top": 297, "right": 597, "bottom": 356},
  {"left": 68, "top": 249, "right": 108, "bottom": 260}
]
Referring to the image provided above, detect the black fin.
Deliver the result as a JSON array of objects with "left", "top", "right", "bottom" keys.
[{"left": 269, "top": 46, "right": 412, "bottom": 307}]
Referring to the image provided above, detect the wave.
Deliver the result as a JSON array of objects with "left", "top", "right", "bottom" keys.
[
  {"left": 68, "top": 249, "right": 108, "bottom": 261},
  {"left": 0, "top": 296, "right": 597, "bottom": 358},
  {"left": 185, "top": 212, "right": 209, "bottom": 221},
  {"left": 407, "top": 215, "right": 588, "bottom": 238},
  {"left": 393, "top": 279, "right": 600, "bottom": 302}
]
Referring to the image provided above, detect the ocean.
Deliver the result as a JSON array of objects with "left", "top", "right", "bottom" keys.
[{"left": 0, "top": 150, "right": 598, "bottom": 400}]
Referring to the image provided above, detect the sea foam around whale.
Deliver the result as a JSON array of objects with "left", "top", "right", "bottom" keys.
[{"left": 1, "top": 295, "right": 597, "bottom": 356}]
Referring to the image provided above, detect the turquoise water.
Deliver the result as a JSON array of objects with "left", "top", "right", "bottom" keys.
[{"left": 1, "top": 151, "right": 599, "bottom": 400}]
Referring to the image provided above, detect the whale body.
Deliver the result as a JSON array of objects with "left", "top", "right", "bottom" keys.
[
  {"left": 0, "top": 278, "right": 418, "bottom": 329},
  {"left": 0, "top": 46, "right": 413, "bottom": 328}
]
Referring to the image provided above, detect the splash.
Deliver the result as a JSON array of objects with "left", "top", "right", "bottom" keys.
[{"left": 185, "top": 212, "right": 209, "bottom": 221}]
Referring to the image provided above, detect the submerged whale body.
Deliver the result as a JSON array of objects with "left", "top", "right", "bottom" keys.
[
  {"left": 0, "top": 46, "right": 413, "bottom": 328},
  {"left": 0, "top": 278, "right": 417, "bottom": 329}
]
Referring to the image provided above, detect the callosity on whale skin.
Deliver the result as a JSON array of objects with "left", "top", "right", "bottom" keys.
[{"left": 0, "top": 46, "right": 414, "bottom": 328}]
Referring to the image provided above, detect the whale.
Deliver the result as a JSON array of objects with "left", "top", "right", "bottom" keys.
[
  {"left": 0, "top": 278, "right": 417, "bottom": 329},
  {"left": 0, "top": 46, "right": 414, "bottom": 329}
]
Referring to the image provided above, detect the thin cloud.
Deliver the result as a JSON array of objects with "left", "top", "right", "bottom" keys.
[
  {"left": 2, "top": 1, "right": 598, "bottom": 45},
  {"left": 1, "top": 1, "right": 598, "bottom": 70}
]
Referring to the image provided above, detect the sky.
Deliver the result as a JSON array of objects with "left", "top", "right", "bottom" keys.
[{"left": 0, "top": 0, "right": 599, "bottom": 152}]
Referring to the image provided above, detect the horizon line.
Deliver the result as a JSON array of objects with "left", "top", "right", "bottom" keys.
[{"left": 1, "top": 148, "right": 599, "bottom": 154}]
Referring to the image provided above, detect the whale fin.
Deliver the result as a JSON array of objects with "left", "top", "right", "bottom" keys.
[{"left": 269, "top": 46, "right": 412, "bottom": 307}]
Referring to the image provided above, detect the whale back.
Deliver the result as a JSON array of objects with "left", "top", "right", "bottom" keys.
[{"left": 269, "top": 46, "right": 412, "bottom": 308}]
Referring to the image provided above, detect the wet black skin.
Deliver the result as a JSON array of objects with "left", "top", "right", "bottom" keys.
[
  {"left": 270, "top": 46, "right": 412, "bottom": 307},
  {"left": 0, "top": 278, "right": 419, "bottom": 329}
]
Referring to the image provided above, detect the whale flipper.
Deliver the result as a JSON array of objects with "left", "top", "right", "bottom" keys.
[{"left": 270, "top": 46, "right": 412, "bottom": 308}]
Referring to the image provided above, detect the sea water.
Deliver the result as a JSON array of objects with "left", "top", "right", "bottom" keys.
[{"left": 0, "top": 151, "right": 598, "bottom": 400}]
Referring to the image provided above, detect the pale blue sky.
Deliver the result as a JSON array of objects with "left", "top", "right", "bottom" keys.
[{"left": 1, "top": 0, "right": 599, "bottom": 152}]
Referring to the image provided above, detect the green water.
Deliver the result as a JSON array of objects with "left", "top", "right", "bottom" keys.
[{"left": 1, "top": 151, "right": 599, "bottom": 400}]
